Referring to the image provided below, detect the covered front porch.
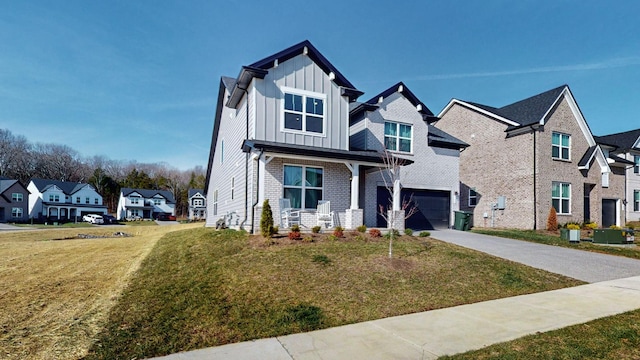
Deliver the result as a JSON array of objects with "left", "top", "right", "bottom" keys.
[{"left": 243, "top": 140, "right": 411, "bottom": 233}]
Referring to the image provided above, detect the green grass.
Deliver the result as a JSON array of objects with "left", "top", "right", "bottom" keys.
[
  {"left": 84, "top": 228, "right": 582, "bottom": 359},
  {"left": 120, "top": 220, "right": 158, "bottom": 227},
  {"left": 473, "top": 228, "right": 640, "bottom": 260},
  {"left": 440, "top": 309, "right": 640, "bottom": 359}
]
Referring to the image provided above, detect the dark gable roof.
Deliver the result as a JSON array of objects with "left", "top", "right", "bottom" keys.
[
  {"left": 188, "top": 189, "right": 204, "bottom": 198},
  {"left": 226, "top": 40, "right": 363, "bottom": 108},
  {"left": 595, "top": 129, "right": 640, "bottom": 150},
  {"left": 121, "top": 188, "right": 176, "bottom": 203},
  {"left": 0, "top": 179, "right": 17, "bottom": 194},
  {"left": 427, "top": 124, "right": 469, "bottom": 149},
  {"left": 578, "top": 145, "right": 599, "bottom": 168},
  {"left": 241, "top": 139, "right": 413, "bottom": 166},
  {"left": 31, "top": 179, "right": 90, "bottom": 195},
  {"left": 463, "top": 85, "right": 567, "bottom": 130},
  {"left": 362, "top": 82, "right": 438, "bottom": 122}
]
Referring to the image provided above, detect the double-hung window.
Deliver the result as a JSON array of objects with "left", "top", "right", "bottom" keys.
[
  {"left": 85, "top": 197, "right": 90, "bottom": 204},
  {"left": 153, "top": 198, "right": 162, "bottom": 206},
  {"left": 131, "top": 196, "right": 140, "bottom": 205},
  {"left": 469, "top": 189, "right": 478, "bottom": 207},
  {"left": 384, "top": 122, "right": 412, "bottom": 153},
  {"left": 283, "top": 165, "right": 323, "bottom": 209},
  {"left": 552, "top": 132, "right": 571, "bottom": 160},
  {"left": 282, "top": 88, "right": 325, "bottom": 135},
  {"left": 76, "top": 196, "right": 81, "bottom": 203},
  {"left": 634, "top": 155, "right": 639, "bottom": 174},
  {"left": 11, "top": 208, "right": 22, "bottom": 218},
  {"left": 12, "top": 193, "right": 23, "bottom": 202},
  {"left": 213, "top": 190, "right": 218, "bottom": 216},
  {"left": 552, "top": 182, "right": 571, "bottom": 215},
  {"left": 634, "top": 190, "right": 640, "bottom": 212}
]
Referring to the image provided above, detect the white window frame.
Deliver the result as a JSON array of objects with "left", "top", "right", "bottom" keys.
[
  {"left": 94, "top": 198, "right": 99, "bottom": 205},
  {"left": 282, "top": 164, "right": 324, "bottom": 209},
  {"left": 220, "top": 139, "right": 225, "bottom": 165},
  {"left": 76, "top": 196, "right": 81, "bottom": 203},
  {"left": 130, "top": 196, "right": 140, "bottom": 205},
  {"left": 634, "top": 190, "right": 640, "bottom": 212},
  {"left": 552, "top": 181, "right": 571, "bottom": 215},
  {"left": 552, "top": 132, "right": 571, "bottom": 161},
  {"left": 468, "top": 189, "right": 478, "bottom": 207},
  {"left": 280, "top": 86, "right": 327, "bottom": 137},
  {"left": 634, "top": 155, "right": 639, "bottom": 174},
  {"left": 85, "top": 197, "right": 90, "bottom": 204},
  {"left": 193, "top": 198, "right": 204, "bottom": 207},
  {"left": 12, "top": 193, "right": 23, "bottom": 202},
  {"left": 231, "top": 177, "right": 235, "bottom": 200},
  {"left": 153, "top": 198, "right": 163, "bottom": 206},
  {"left": 384, "top": 121, "right": 413, "bottom": 154},
  {"left": 11, "top": 207, "right": 23, "bottom": 218}
]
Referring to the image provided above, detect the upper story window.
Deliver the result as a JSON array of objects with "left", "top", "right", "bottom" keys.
[
  {"left": 153, "top": 198, "right": 162, "bottom": 206},
  {"left": 76, "top": 196, "right": 81, "bottom": 203},
  {"left": 94, "top": 198, "right": 99, "bottom": 205},
  {"left": 468, "top": 189, "right": 478, "bottom": 207},
  {"left": 281, "top": 87, "right": 326, "bottom": 135},
  {"left": 12, "top": 193, "right": 23, "bottom": 202},
  {"left": 552, "top": 132, "right": 571, "bottom": 160},
  {"left": 634, "top": 155, "right": 639, "bottom": 174},
  {"left": 384, "top": 121, "right": 412, "bottom": 153},
  {"left": 283, "top": 165, "right": 323, "bottom": 209},
  {"left": 85, "top": 197, "right": 90, "bottom": 204},
  {"left": 634, "top": 190, "right": 640, "bottom": 212},
  {"left": 552, "top": 181, "right": 571, "bottom": 215},
  {"left": 48, "top": 194, "right": 60, "bottom": 202},
  {"left": 193, "top": 199, "right": 204, "bottom": 207},
  {"left": 130, "top": 196, "right": 140, "bottom": 204}
]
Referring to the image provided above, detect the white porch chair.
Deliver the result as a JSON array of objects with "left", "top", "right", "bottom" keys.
[
  {"left": 316, "top": 200, "right": 334, "bottom": 228},
  {"left": 279, "top": 198, "right": 300, "bottom": 228}
]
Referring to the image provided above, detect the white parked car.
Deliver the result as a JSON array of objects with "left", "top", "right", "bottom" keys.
[{"left": 83, "top": 214, "right": 104, "bottom": 224}]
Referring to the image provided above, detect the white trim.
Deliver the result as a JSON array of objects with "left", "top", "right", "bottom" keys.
[
  {"left": 633, "top": 136, "right": 640, "bottom": 149},
  {"left": 280, "top": 86, "right": 327, "bottom": 137},
  {"left": 552, "top": 181, "right": 571, "bottom": 215},
  {"left": 437, "top": 99, "right": 520, "bottom": 127},
  {"left": 260, "top": 151, "right": 385, "bottom": 168},
  {"left": 384, "top": 121, "right": 414, "bottom": 154},
  {"left": 251, "top": 86, "right": 257, "bottom": 139},
  {"left": 552, "top": 131, "right": 571, "bottom": 161}
]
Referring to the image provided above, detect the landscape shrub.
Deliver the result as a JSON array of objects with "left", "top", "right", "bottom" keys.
[
  {"left": 419, "top": 231, "right": 430, "bottom": 237},
  {"left": 260, "top": 199, "right": 275, "bottom": 237},
  {"left": 566, "top": 223, "right": 580, "bottom": 230},
  {"left": 369, "top": 228, "right": 382, "bottom": 237},
  {"left": 404, "top": 228, "right": 413, "bottom": 236},
  {"left": 546, "top": 206, "right": 558, "bottom": 231},
  {"left": 333, "top": 226, "right": 344, "bottom": 238},
  {"left": 288, "top": 231, "right": 301, "bottom": 240},
  {"left": 302, "top": 235, "right": 313, "bottom": 243},
  {"left": 291, "top": 224, "right": 300, "bottom": 232},
  {"left": 311, "top": 226, "right": 321, "bottom": 234},
  {"left": 384, "top": 229, "right": 400, "bottom": 239},
  {"left": 582, "top": 221, "right": 598, "bottom": 230},
  {"left": 356, "top": 225, "right": 367, "bottom": 233}
]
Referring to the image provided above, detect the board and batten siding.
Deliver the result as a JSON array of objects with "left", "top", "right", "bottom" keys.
[{"left": 251, "top": 54, "right": 349, "bottom": 151}]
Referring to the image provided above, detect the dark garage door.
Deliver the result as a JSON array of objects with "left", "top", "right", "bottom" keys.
[{"left": 377, "top": 187, "right": 451, "bottom": 230}]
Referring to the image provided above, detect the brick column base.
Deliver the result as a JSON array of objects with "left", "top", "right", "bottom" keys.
[
  {"left": 345, "top": 209, "right": 363, "bottom": 230},
  {"left": 387, "top": 210, "right": 405, "bottom": 232}
]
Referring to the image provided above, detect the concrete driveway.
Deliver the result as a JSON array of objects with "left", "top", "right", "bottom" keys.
[
  {"left": 0, "top": 223, "right": 33, "bottom": 231},
  {"left": 430, "top": 229, "right": 640, "bottom": 283}
]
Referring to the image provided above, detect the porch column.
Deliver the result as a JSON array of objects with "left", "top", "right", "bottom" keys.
[
  {"left": 350, "top": 163, "right": 359, "bottom": 209},
  {"left": 392, "top": 179, "right": 401, "bottom": 211}
]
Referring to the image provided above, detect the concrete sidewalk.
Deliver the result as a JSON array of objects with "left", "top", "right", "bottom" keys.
[{"left": 153, "top": 276, "right": 640, "bottom": 359}]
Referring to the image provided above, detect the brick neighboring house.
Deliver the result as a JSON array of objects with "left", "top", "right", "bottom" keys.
[
  {"left": 595, "top": 129, "right": 640, "bottom": 223},
  {"left": 27, "top": 179, "right": 107, "bottom": 222},
  {"left": 204, "top": 40, "right": 466, "bottom": 232},
  {"left": 188, "top": 189, "right": 206, "bottom": 220},
  {"left": 0, "top": 176, "right": 29, "bottom": 223},
  {"left": 436, "top": 85, "right": 625, "bottom": 229}
]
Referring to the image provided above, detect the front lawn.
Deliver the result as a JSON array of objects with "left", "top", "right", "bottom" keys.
[
  {"left": 473, "top": 228, "right": 640, "bottom": 260},
  {"left": 441, "top": 309, "right": 640, "bottom": 359},
  {"left": 85, "top": 228, "right": 583, "bottom": 359}
]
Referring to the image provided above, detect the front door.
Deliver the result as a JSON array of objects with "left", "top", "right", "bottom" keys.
[
  {"left": 583, "top": 184, "right": 594, "bottom": 222},
  {"left": 602, "top": 199, "right": 617, "bottom": 228}
]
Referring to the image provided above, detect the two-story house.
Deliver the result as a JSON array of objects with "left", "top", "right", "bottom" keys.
[
  {"left": 436, "top": 85, "right": 624, "bottom": 229},
  {"left": 205, "top": 40, "right": 466, "bottom": 232},
  {"left": 27, "top": 179, "right": 107, "bottom": 222},
  {"left": 0, "top": 176, "right": 30, "bottom": 223},
  {"left": 188, "top": 189, "right": 206, "bottom": 220},
  {"left": 595, "top": 129, "right": 640, "bottom": 224},
  {"left": 350, "top": 82, "right": 468, "bottom": 230},
  {"left": 116, "top": 188, "right": 176, "bottom": 220}
]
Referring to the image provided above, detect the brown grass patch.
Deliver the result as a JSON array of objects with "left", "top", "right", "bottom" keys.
[{"left": 0, "top": 223, "right": 202, "bottom": 360}]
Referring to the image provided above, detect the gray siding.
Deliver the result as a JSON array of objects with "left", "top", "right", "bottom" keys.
[{"left": 251, "top": 54, "right": 349, "bottom": 150}]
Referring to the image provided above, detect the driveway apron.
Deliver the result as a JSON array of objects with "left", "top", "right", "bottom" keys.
[{"left": 430, "top": 229, "right": 640, "bottom": 283}]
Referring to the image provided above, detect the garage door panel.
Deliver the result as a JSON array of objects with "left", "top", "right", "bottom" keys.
[{"left": 377, "top": 187, "right": 450, "bottom": 230}]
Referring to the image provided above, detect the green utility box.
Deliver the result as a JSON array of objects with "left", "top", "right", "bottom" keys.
[
  {"left": 454, "top": 211, "right": 473, "bottom": 231},
  {"left": 593, "top": 229, "right": 626, "bottom": 244}
]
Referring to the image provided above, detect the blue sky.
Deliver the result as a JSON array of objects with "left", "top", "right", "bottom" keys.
[{"left": 1, "top": 1, "right": 638, "bottom": 170}]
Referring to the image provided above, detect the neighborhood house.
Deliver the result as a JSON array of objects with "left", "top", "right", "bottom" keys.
[
  {"left": 188, "top": 188, "right": 207, "bottom": 220},
  {"left": 27, "top": 179, "right": 107, "bottom": 222},
  {"left": 116, "top": 187, "right": 176, "bottom": 220},
  {"left": 0, "top": 176, "right": 30, "bottom": 223},
  {"left": 204, "top": 40, "right": 467, "bottom": 232}
]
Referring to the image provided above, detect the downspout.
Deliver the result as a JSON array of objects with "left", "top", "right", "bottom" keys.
[
  {"left": 240, "top": 88, "right": 250, "bottom": 230},
  {"left": 250, "top": 149, "right": 264, "bottom": 234},
  {"left": 531, "top": 125, "right": 537, "bottom": 230}
]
